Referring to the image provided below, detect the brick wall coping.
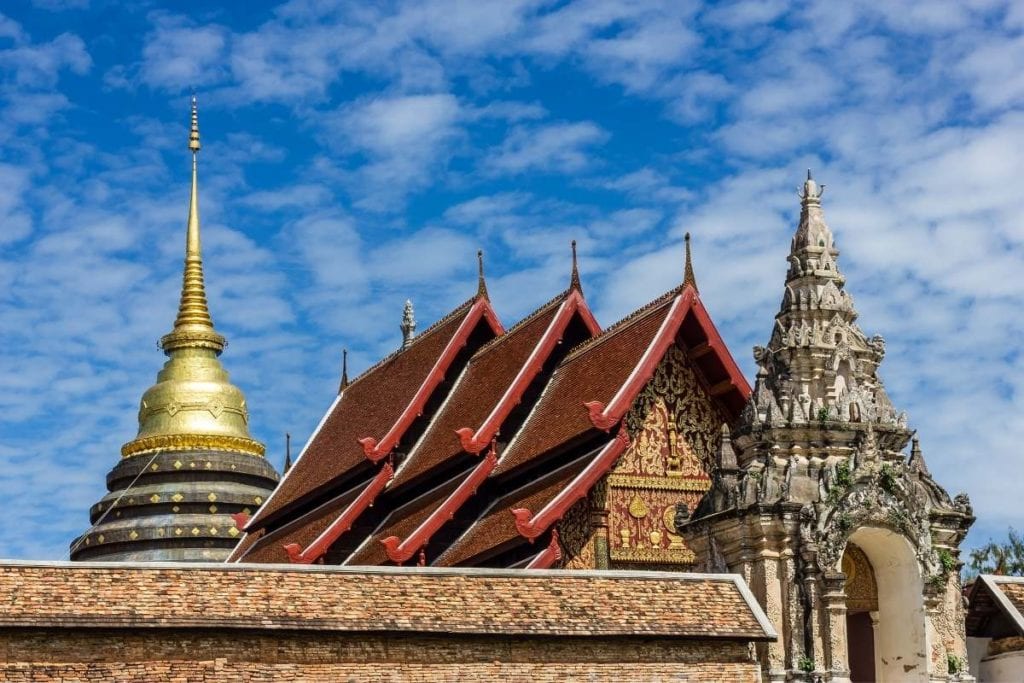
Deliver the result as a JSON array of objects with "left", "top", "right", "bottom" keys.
[{"left": 0, "top": 560, "right": 775, "bottom": 641}]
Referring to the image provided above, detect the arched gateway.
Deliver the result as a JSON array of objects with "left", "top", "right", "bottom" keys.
[{"left": 683, "top": 172, "right": 973, "bottom": 682}]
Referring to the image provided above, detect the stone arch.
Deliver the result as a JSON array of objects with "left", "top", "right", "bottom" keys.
[{"left": 840, "top": 527, "right": 928, "bottom": 682}]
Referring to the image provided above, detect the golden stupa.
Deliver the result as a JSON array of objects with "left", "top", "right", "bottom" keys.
[{"left": 71, "top": 98, "right": 279, "bottom": 562}]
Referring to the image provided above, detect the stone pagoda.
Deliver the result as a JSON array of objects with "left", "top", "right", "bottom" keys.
[
  {"left": 70, "top": 98, "right": 279, "bottom": 562},
  {"left": 683, "top": 172, "right": 974, "bottom": 682}
]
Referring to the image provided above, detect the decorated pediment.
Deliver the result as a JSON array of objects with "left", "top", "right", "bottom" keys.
[{"left": 608, "top": 345, "right": 723, "bottom": 565}]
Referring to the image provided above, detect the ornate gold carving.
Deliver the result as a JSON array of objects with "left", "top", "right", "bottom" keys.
[
  {"left": 608, "top": 473, "right": 709, "bottom": 491},
  {"left": 558, "top": 498, "right": 596, "bottom": 569},
  {"left": 607, "top": 345, "right": 721, "bottom": 566},
  {"left": 842, "top": 542, "right": 878, "bottom": 612},
  {"left": 121, "top": 433, "right": 265, "bottom": 458},
  {"left": 628, "top": 494, "right": 649, "bottom": 519}
]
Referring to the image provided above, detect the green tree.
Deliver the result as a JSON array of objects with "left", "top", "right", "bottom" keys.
[{"left": 967, "top": 528, "right": 1024, "bottom": 577}]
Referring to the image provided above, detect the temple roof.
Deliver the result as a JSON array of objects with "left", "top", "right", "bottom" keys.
[
  {"left": 437, "top": 454, "right": 590, "bottom": 567},
  {"left": 966, "top": 574, "right": 1024, "bottom": 638},
  {"left": 234, "top": 242, "right": 750, "bottom": 569},
  {"left": 247, "top": 294, "right": 503, "bottom": 529},
  {"left": 392, "top": 286, "right": 599, "bottom": 489}
]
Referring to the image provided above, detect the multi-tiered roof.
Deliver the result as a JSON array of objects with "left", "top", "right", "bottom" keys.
[{"left": 231, "top": 238, "right": 749, "bottom": 568}]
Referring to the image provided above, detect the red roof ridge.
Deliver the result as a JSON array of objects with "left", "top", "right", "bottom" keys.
[
  {"left": 526, "top": 528, "right": 562, "bottom": 569},
  {"left": 585, "top": 288, "right": 694, "bottom": 430},
  {"left": 511, "top": 429, "right": 630, "bottom": 541},
  {"left": 559, "top": 285, "right": 681, "bottom": 365},
  {"left": 282, "top": 461, "right": 394, "bottom": 564},
  {"left": 347, "top": 295, "right": 480, "bottom": 390},
  {"left": 381, "top": 445, "right": 499, "bottom": 565},
  {"left": 471, "top": 288, "right": 570, "bottom": 358},
  {"left": 359, "top": 297, "right": 505, "bottom": 462},
  {"left": 456, "top": 289, "right": 601, "bottom": 454}
]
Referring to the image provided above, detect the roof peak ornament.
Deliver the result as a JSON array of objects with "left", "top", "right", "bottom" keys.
[
  {"left": 339, "top": 348, "right": 349, "bottom": 392},
  {"left": 160, "top": 95, "right": 225, "bottom": 354},
  {"left": 682, "top": 232, "right": 698, "bottom": 293},
  {"left": 569, "top": 240, "right": 582, "bottom": 293},
  {"left": 799, "top": 168, "right": 825, "bottom": 207},
  {"left": 401, "top": 299, "right": 416, "bottom": 350},
  {"left": 476, "top": 249, "right": 489, "bottom": 300}
]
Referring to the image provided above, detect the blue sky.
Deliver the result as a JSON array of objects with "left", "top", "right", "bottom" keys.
[{"left": 0, "top": 0, "right": 1021, "bottom": 560}]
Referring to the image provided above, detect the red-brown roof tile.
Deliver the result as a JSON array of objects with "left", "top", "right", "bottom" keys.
[
  {"left": 436, "top": 455, "right": 593, "bottom": 567},
  {"left": 494, "top": 294, "right": 675, "bottom": 476},
  {"left": 250, "top": 297, "right": 495, "bottom": 527},
  {"left": 347, "top": 478, "right": 461, "bottom": 566},
  {"left": 391, "top": 294, "right": 566, "bottom": 489},
  {"left": 237, "top": 487, "right": 360, "bottom": 564}
]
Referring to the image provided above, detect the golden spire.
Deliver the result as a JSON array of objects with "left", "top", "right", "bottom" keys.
[
  {"left": 477, "top": 249, "right": 489, "bottom": 300},
  {"left": 121, "top": 97, "right": 264, "bottom": 460},
  {"left": 160, "top": 95, "right": 225, "bottom": 354},
  {"left": 683, "top": 232, "right": 699, "bottom": 293}
]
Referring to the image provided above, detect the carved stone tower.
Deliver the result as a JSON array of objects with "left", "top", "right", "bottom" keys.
[
  {"left": 70, "top": 98, "right": 279, "bottom": 562},
  {"left": 684, "top": 172, "right": 974, "bottom": 682}
]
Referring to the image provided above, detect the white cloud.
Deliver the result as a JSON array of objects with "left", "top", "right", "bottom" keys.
[
  {"left": 486, "top": 121, "right": 607, "bottom": 175},
  {"left": 138, "top": 15, "right": 229, "bottom": 90}
]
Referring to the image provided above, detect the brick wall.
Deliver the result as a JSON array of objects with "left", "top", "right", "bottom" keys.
[{"left": 0, "top": 561, "right": 772, "bottom": 682}]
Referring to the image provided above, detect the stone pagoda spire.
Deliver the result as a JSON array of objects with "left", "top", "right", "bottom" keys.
[
  {"left": 70, "top": 97, "right": 280, "bottom": 562},
  {"left": 744, "top": 170, "right": 900, "bottom": 432},
  {"left": 683, "top": 172, "right": 973, "bottom": 682}
]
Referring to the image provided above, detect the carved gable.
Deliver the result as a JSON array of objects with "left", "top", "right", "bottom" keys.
[{"left": 606, "top": 345, "right": 724, "bottom": 566}]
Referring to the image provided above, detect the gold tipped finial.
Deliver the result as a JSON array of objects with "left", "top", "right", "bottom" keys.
[
  {"left": 160, "top": 95, "right": 224, "bottom": 354},
  {"left": 569, "top": 239, "right": 582, "bottom": 292},
  {"left": 477, "top": 249, "right": 489, "bottom": 300},
  {"left": 682, "top": 232, "right": 698, "bottom": 293},
  {"left": 339, "top": 348, "right": 349, "bottom": 392},
  {"left": 189, "top": 95, "right": 201, "bottom": 152}
]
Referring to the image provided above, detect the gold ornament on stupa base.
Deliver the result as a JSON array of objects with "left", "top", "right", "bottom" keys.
[{"left": 70, "top": 98, "right": 278, "bottom": 563}]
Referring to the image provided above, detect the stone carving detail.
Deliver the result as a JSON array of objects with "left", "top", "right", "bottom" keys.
[
  {"left": 683, "top": 173, "right": 975, "bottom": 681},
  {"left": 610, "top": 345, "right": 722, "bottom": 565}
]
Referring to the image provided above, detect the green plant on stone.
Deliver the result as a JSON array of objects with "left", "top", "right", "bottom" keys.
[
  {"left": 947, "top": 653, "right": 963, "bottom": 675},
  {"left": 879, "top": 464, "right": 898, "bottom": 493},
  {"left": 798, "top": 655, "right": 815, "bottom": 673},
  {"left": 817, "top": 407, "right": 829, "bottom": 424},
  {"left": 939, "top": 549, "right": 956, "bottom": 576},
  {"left": 834, "top": 460, "right": 852, "bottom": 488}
]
